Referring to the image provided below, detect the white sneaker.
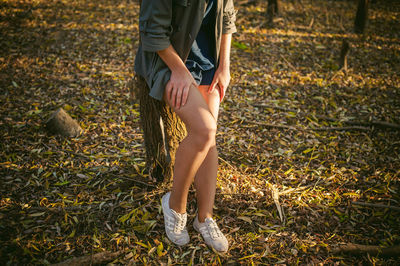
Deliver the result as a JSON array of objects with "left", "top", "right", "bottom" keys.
[
  {"left": 161, "top": 192, "right": 190, "bottom": 246},
  {"left": 193, "top": 216, "right": 229, "bottom": 252}
]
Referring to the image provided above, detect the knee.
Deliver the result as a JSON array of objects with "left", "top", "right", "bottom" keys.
[{"left": 191, "top": 122, "right": 217, "bottom": 151}]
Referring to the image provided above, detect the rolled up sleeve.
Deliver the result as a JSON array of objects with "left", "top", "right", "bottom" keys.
[
  {"left": 139, "top": 0, "right": 173, "bottom": 52},
  {"left": 222, "top": 0, "right": 237, "bottom": 34}
]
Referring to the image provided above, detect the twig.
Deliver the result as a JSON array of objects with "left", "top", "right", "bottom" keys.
[
  {"left": 218, "top": 156, "right": 236, "bottom": 170},
  {"left": 322, "top": 118, "right": 400, "bottom": 130},
  {"left": 249, "top": 121, "right": 370, "bottom": 132},
  {"left": 330, "top": 69, "right": 345, "bottom": 80},
  {"left": 238, "top": 0, "right": 257, "bottom": 6},
  {"left": 54, "top": 250, "right": 124, "bottom": 266},
  {"left": 280, "top": 55, "right": 297, "bottom": 72},
  {"left": 339, "top": 12, "right": 345, "bottom": 32},
  {"left": 308, "top": 16, "right": 314, "bottom": 29},
  {"left": 17, "top": 203, "right": 120, "bottom": 213},
  {"left": 219, "top": 192, "right": 252, "bottom": 196},
  {"left": 60, "top": 149, "right": 143, "bottom": 160},
  {"left": 250, "top": 121, "right": 301, "bottom": 131},
  {"left": 332, "top": 243, "right": 400, "bottom": 257},
  {"left": 339, "top": 39, "right": 350, "bottom": 71},
  {"left": 27, "top": 205, "right": 98, "bottom": 212},
  {"left": 253, "top": 103, "right": 297, "bottom": 113},
  {"left": 61, "top": 149, "right": 92, "bottom": 159},
  {"left": 109, "top": 175, "right": 156, "bottom": 188},
  {"left": 311, "top": 126, "right": 371, "bottom": 131},
  {"left": 351, "top": 201, "right": 400, "bottom": 211},
  {"left": 278, "top": 184, "right": 314, "bottom": 196}
]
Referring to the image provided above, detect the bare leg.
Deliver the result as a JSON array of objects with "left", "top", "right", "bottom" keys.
[
  {"left": 165, "top": 84, "right": 217, "bottom": 214},
  {"left": 195, "top": 86, "right": 221, "bottom": 222}
]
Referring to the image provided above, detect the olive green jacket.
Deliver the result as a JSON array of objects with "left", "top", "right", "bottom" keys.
[{"left": 134, "top": 0, "right": 237, "bottom": 100}]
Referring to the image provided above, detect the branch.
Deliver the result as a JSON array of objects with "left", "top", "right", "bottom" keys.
[
  {"left": 311, "top": 126, "right": 371, "bottom": 131},
  {"left": 351, "top": 201, "right": 400, "bottom": 211},
  {"left": 370, "top": 120, "right": 400, "bottom": 130},
  {"left": 108, "top": 174, "right": 156, "bottom": 188},
  {"left": 280, "top": 55, "right": 297, "bottom": 72},
  {"left": 253, "top": 103, "right": 297, "bottom": 113},
  {"left": 61, "top": 149, "right": 92, "bottom": 159},
  {"left": 250, "top": 121, "right": 370, "bottom": 132},
  {"left": 249, "top": 121, "right": 301, "bottom": 131},
  {"left": 332, "top": 243, "right": 400, "bottom": 257},
  {"left": 339, "top": 39, "right": 350, "bottom": 71},
  {"left": 252, "top": 103, "right": 400, "bottom": 130}
]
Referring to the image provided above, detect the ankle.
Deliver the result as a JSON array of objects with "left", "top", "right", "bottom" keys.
[
  {"left": 169, "top": 195, "right": 187, "bottom": 214},
  {"left": 197, "top": 213, "right": 212, "bottom": 223}
]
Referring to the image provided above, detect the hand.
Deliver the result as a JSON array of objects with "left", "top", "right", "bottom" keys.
[
  {"left": 166, "top": 68, "right": 197, "bottom": 109},
  {"left": 209, "top": 66, "right": 231, "bottom": 102}
]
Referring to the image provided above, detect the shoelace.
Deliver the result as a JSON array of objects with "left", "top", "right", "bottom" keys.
[
  {"left": 173, "top": 213, "right": 187, "bottom": 233},
  {"left": 206, "top": 219, "right": 223, "bottom": 239}
]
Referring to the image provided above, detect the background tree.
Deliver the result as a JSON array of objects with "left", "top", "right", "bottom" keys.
[
  {"left": 266, "top": 0, "right": 279, "bottom": 27},
  {"left": 354, "top": 0, "right": 369, "bottom": 34}
]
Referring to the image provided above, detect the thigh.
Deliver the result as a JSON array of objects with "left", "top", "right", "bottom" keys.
[
  {"left": 163, "top": 84, "right": 216, "bottom": 133},
  {"left": 198, "top": 85, "right": 221, "bottom": 121}
]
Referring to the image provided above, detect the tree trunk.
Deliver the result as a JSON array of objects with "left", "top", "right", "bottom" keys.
[
  {"left": 135, "top": 75, "right": 186, "bottom": 182},
  {"left": 160, "top": 99, "right": 187, "bottom": 181},
  {"left": 266, "top": 0, "right": 279, "bottom": 27},
  {"left": 354, "top": 0, "right": 368, "bottom": 34}
]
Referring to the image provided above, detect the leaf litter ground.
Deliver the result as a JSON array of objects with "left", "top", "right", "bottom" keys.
[{"left": 1, "top": 0, "right": 400, "bottom": 264}]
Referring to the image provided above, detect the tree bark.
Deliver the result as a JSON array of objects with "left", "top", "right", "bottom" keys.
[
  {"left": 45, "top": 108, "right": 83, "bottom": 137},
  {"left": 160, "top": 99, "right": 187, "bottom": 181},
  {"left": 135, "top": 75, "right": 186, "bottom": 182},
  {"left": 266, "top": 0, "right": 279, "bottom": 27},
  {"left": 354, "top": 0, "right": 368, "bottom": 34}
]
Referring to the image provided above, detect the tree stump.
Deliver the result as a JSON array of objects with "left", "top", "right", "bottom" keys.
[
  {"left": 354, "top": 0, "right": 368, "bottom": 34},
  {"left": 135, "top": 76, "right": 186, "bottom": 182},
  {"left": 45, "top": 108, "right": 83, "bottom": 137}
]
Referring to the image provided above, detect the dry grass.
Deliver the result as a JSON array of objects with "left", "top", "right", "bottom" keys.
[{"left": 1, "top": 0, "right": 399, "bottom": 264}]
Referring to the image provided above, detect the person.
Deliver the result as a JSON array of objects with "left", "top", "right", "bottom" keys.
[{"left": 134, "top": 0, "right": 236, "bottom": 252}]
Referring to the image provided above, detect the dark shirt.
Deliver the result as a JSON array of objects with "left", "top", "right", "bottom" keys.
[{"left": 185, "top": 0, "right": 216, "bottom": 85}]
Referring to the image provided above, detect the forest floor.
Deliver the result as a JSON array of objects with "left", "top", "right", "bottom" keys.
[{"left": 1, "top": 0, "right": 400, "bottom": 264}]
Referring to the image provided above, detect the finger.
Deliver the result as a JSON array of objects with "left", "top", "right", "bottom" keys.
[
  {"left": 165, "top": 81, "right": 173, "bottom": 103},
  {"left": 176, "top": 87, "right": 183, "bottom": 109},
  {"left": 192, "top": 81, "right": 199, "bottom": 88},
  {"left": 171, "top": 86, "right": 178, "bottom": 108},
  {"left": 182, "top": 86, "right": 189, "bottom": 107},
  {"left": 218, "top": 84, "right": 225, "bottom": 102},
  {"left": 209, "top": 77, "right": 217, "bottom": 93}
]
